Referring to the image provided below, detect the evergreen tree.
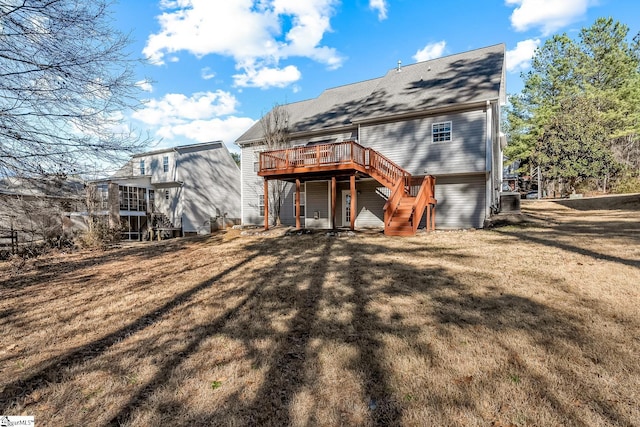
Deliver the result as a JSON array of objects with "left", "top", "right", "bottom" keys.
[{"left": 505, "top": 18, "right": 640, "bottom": 192}]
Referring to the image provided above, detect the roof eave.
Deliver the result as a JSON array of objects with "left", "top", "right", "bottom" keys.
[
  {"left": 236, "top": 123, "right": 358, "bottom": 146},
  {"left": 351, "top": 99, "right": 499, "bottom": 125}
]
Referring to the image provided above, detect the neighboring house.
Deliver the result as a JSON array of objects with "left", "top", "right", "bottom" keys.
[
  {"left": 0, "top": 176, "right": 84, "bottom": 248},
  {"left": 88, "top": 141, "right": 241, "bottom": 240},
  {"left": 237, "top": 44, "right": 507, "bottom": 235}
]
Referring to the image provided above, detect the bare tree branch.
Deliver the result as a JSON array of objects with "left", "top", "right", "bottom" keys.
[
  {"left": 0, "top": 0, "right": 150, "bottom": 180},
  {"left": 260, "top": 104, "right": 290, "bottom": 226}
]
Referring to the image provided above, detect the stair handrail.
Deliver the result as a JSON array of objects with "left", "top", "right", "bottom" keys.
[
  {"left": 383, "top": 177, "right": 408, "bottom": 227},
  {"left": 410, "top": 175, "right": 437, "bottom": 233},
  {"left": 365, "top": 147, "right": 411, "bottom": 188}
]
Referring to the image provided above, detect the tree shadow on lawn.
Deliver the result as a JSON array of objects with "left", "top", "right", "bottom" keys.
[
  {"left": 494, "top": 218, "right": 640, "bottom": 269},
  {"left": 431, "top": 288, "right": 639, "bottom": 426},
  {"left": 0, "top": 238, "right": 259, "bottom": 414},
  {"left": 2, "top": 233, "right": 637, "bottom": 426},
  {"left": 111, "top": 235, "right": 637, "bottom": 426},
  {"left": 0, "top": 234, "right": 216, "bottom": 291},
  {"left": 102, "top": 235, "right": 460, "bottom": 426}
]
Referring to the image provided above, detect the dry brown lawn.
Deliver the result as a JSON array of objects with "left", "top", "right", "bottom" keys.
[{"left": 1, "top": 194, "right": 639, "bottom": 426}]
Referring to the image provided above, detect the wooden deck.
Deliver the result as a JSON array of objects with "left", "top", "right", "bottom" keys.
[
  {"left": 258, "top": 141, "right": 407, "bottom": 188},
  {"left": 258, "top": 141, "right": 436, "bottom": 236}
]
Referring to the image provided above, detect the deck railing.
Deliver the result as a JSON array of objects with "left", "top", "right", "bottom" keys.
[{"left": 259, "top": 140, "right": 409, "bottom": 191}]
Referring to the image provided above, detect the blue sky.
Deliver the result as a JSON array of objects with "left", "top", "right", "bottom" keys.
[{"left": 112, "top": 0, "right": 640, "bottom": 153}]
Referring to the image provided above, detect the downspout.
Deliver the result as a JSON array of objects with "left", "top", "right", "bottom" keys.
[
  {"left": 485, "top": 100, "right": 494, "bottom": 217},
  {"left": 239, "top": 145, "right": 244, "bottom": 225}
]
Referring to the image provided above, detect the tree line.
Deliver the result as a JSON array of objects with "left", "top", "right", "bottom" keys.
[{"left": 505, "top": 17, "right": 640, "bottom": 195}]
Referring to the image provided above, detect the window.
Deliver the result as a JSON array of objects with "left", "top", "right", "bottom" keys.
[
  {"left": 293, "top": 183, "right": 305, "bottom": 217},
  {"left": 165, "top": 190, "right": 170, "bottom": 200},
  {"left": 139, "top": 159, "right": 145, "bottom": 175},
  {"left": 432, "top": 121, "right": 452, "bottom": 143},
  {"left": 137, "top": 188, "right": 145, "bottom": 211},
  {"left": 118, "top": 185, "right": 146, "bottom": 211},
  {"left": 253, "top": 148, "right": 264, "bottom": 173},
  {"left": 163, "top": 156, "right": 169, "bottom": 173},
  {"left": 96, "top": 184, "right": 109, "bottom": 210},
  {"left": 258, "top": 194, "right": 264, "bottom": 217}
]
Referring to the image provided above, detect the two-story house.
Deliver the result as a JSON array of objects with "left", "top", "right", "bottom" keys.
[
  {"left": 90, "top": 141, "right": 241, "bottom": 240},
  {"left": 237, "top": 44, "right": 506, "bottom": 235}
]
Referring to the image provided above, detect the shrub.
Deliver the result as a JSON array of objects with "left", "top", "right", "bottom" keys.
[
  {"left": 612, "top": 173, "right": 640, "bottom": 194},
  {"left": 78, "top": 216, "right": 121, "bottom": 249}
]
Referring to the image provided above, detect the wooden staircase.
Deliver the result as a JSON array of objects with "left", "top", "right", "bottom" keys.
[
  {"left": 385, "top": 196, "right": 416, "bottom": 236},
  {"left": 362, "top": 147, "right": 436, "bottom": 236},
  {"left": 382, "top": 174, "right": 437, "bottom": 237},
  {"left": 257, "top": 140, "right": 436, "bottom": 236}
]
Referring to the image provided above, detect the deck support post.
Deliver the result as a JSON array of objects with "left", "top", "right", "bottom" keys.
[
  {"left": 350, "top": 174, "right": 356, "bottom": 231},
  {"left": 431, "top": 205, "right": 436, "bottom": 231},
  {"left": 264, "top": 178, "right": 269, "bottom": 231},
  {"left": 331, "top": 177, "right": 336, "bottom": 229},
  {"left": 295, "top": 178, "right": 301, "bottom": 230}
]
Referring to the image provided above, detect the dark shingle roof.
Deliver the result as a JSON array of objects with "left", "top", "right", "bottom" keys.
[{"left": 236, "top": 44, "right": 505, "bottom": 144}]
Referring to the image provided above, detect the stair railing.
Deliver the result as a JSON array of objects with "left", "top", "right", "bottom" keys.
[
  {"left": 410, "top": 175, "right": 437, "bottom": 233},
  {"left": 383, "top": 176, "right": 409, "bottom": 227}
]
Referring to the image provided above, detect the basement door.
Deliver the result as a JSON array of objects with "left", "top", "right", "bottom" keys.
[{"left": 341, "top": 190, "right": 355, "bottom": 227}]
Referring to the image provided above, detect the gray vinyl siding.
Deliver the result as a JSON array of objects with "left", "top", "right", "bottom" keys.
[
  {"left": 178, "top": 146, "right": 241, "bottom": 233},
  {"left": 360, "top": 109, "right": 486, "bottom": 176},
  {"left": 335, "top": 180, "right": 386, "bottom": 228},
  {"left": 279, "top": 182, "right": 296, "bottom": 226},
  {"left": 241, "top": 143, "right": 298, "bottom": 226},
  {"left": 142, "top": 152, "right": 177, "bottom": 184},
  {"left": 434, "top": 174, "right": 486, "bottom": 229},
  {"left": 241, "top": 144, "right": 265, "bottom": 225},
  {"left": 305, "top": 181, "right": 329, "bottom": 229},
  {"left": 290, "top": 130, "right": 358, "bottom": 146}
]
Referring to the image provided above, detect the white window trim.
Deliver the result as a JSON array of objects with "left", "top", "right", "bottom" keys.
[
  {"left": 432, "top": 121, "right": 452, "bottom": 143},
  {"left": 253, "top": 146, "right": 265, "bottom": 173},
  {"left": 258, "top": 194, "right": 265, "bottom": 217}
]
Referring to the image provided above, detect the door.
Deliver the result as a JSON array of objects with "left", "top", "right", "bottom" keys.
[{"left": 341, "top": 190, "right": 355, "bottom": 227}]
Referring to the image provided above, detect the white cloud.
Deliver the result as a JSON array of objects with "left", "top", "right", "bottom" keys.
[
  {"left": 369, "top": 0, "right": 388, "bottom": 21},
  {"left": 131, "top": 90, "right": 255, "bottom": 147},
  {"left": 201, "top": 67, "right": 215, "bottom": 80},
  {"left": 143, "top": 0, "right": 343, "bottom": 89},
  {"left": 156, "top": 116, "right": 256, "bottom": 145},
  {"left": 133, "top": 91, "right": 238, "bottom": 126},
  {"left": 506, "top": 38, "right": 540, "bottom": 72},
  {"left": 233, "top": 65, "right": 302, "bottom": 89},
  {"left": 136, "top": 80, "right": 153, "bottom": 92},
  {"left": 413, "top": 41, "right": 447, "bottom": 62},
  {"left": 506, "top": 0, "right": 592, "bottom": 35}
]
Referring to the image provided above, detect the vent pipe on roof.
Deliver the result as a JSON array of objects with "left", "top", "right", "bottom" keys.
[{"left": 397, "top": 60, "right": 402, "bottom": 72}]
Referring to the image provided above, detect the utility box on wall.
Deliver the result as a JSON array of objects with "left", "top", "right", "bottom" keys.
[{"left": 500, "top": 192, "right": 521, "bottom": 213}]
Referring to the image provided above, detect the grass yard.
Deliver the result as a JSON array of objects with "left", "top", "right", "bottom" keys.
[{"left": 1, "top": 195, "right": 639, "bottom": 426}]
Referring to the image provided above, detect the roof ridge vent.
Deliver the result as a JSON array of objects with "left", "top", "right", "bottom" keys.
[{"left": 397, "top": 60, "right": 402, "bottom": 73}]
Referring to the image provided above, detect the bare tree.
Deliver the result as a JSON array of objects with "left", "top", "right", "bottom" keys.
[
  {"left": 0, "top": 0, "right": 148, "bottom": 180},
  {"left": 260, "top": 104, "right": 290, "bottom": 226}
]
